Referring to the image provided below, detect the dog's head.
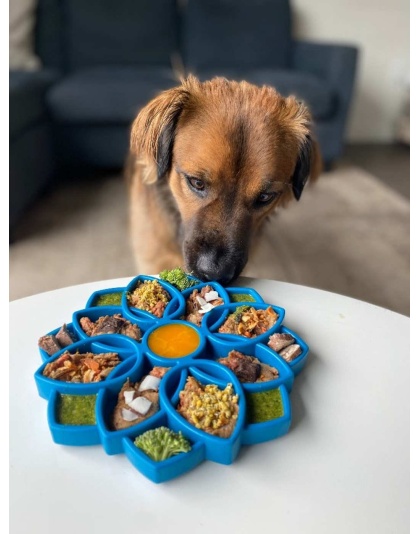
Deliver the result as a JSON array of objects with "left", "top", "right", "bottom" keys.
[{"left": 131, "top": 76, "right": 322, "bottom": 283}]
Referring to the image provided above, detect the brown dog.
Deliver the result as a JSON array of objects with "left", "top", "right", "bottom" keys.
[{"left": 128, "top": 75, "right": 321, "bottom": 283}]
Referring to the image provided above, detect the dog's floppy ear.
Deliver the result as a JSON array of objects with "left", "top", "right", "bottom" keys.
[
  {"left": 130, "top": 86, "right": 190, "bottom": 183},
  {"left": 291, "top": 134, "right": 323, "bottom": 200}
]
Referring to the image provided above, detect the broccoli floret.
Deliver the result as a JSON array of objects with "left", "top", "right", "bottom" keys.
[
  {"left": 159, "top": 267, "right": 199, "bottom": 291},
  {"left": 134, "top": 427, "right": 192, "bottom": 462}
]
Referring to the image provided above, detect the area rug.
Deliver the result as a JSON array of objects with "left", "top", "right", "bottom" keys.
[{"left": 9, "top": 166, "right": 410, "bottom": 315}]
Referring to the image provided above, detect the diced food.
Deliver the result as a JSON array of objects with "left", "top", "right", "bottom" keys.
[
  {"left": 268, "top": 333, "right": 302, "bottom": 362},
  {"left": 218, "top": 306, "right": 278, "bottom": 338},
  {"left": 79, "top": 313, "right": 141, "bottom": 340},
  {"left": 94, "top": 292, "right": 123, "bottom": 306},
  {"left": 177, "top": 377, "right": 239, "bottom": 438},
  {"left": 127, "top": 279, "right": 171, "bottom": 318},
  {"left": 134, "top": 426, "right": 191, "bottom": 462},
  {"left": 246, "top": 389, "right": 284, "bottom": 424},
  {"left": 57, "top": 394, "right": 96, "bottom": 425},
  {"left": 159, "top": 267, "right": 199, "bottom": 291},
  {"left": 38, "top": 324, "right": 77, "bottom": 356},
  {"left": 279, "top": 344, "right": 302, "bottom": 362},
  {"left": 267, "top": 333, "right": 294, "bottom": 352},
  {"left": 218, "top": 350, "right": 279, "bottom": 383},
  {"left": 185, "top": 285, "right": 224, "bottom": 326},
  {"left": 42, "top": 351, "right": 120, "bottom": 383},
  {"left": 111, "top": 367, "right": 169, "bottom": 430}
]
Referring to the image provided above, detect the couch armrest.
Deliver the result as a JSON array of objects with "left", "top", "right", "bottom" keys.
[{"left": 292, "top": 40, "right": 358, "bottom": 93}]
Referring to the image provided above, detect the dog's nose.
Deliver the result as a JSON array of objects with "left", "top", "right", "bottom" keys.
[{"left": 195, "top": 253, "right": 236, "bottom": 284}]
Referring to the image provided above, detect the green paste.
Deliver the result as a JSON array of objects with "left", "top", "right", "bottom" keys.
[
  {"left": 246, "top": 389, "right": 284, "bottom": 424},
  {"left": 94, "top": 292, "right": 123, "bottom": 306},
  {"left": 231, "top": 293, "right": 256, "bottom": 303},
  {"left": 57, "top": 394, "right": 97, "bottom": 425}
]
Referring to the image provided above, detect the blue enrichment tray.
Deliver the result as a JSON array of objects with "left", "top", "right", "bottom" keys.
[{"left": 34, "top": 275, "right": 309, "bottom": 483}]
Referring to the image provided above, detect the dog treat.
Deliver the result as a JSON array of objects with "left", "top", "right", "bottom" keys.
[
  {"left": 268, "top": 333, "right": 302, "bottom": 362},
  {"left": 38, "top": 324, "right": 77, "bottom": 356},
  {"left": 267, "top": 333, "right": 295, "bottom": 352},
  {"left": 279, "top": 344, "right": 302, "bottom": 363},
  {"left": 218, "top": 306, "right": 278, "bottom": 338},
  {"left": 79, "top": 314, "right": 141, "bottom": 341},
  {"left": 43, "top": 351, "right": 120, "bottom": 383},
  {"left": 127, "top": 280, "right": 171, "bottom": 318},
  {"left": 177, "top": 376, "right": 239, "bottom": 438},
  {"left": 218, "top": 350, "right": 279, "bottom": 383},
  {"left": 111, "top": 367, "right": 169, "bottom": 430},
  {"left": 185, "top": 285, "right": 224, "bottom": 326}
]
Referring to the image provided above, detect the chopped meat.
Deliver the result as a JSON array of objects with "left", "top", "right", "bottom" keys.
[
  {"left": 185, "top": 285, "right": 224, "bottom": 326},
  {"left": 218, "top": 350, "right": 279, "bottom": 383},
  {"left": 55, "top": 324, "right": 76, "bottom": 347},
  {"left": 279, "top": 344, "right": 302, "bottom": 362},
  {"left": 38, "top": 335, "right": 62, "bottom": 356},
  {"left": 149, "top": 366, "right": 170, "bottom": 378},
  {"left": 79, "top": 314, "right": 141, "bottom": 341},
  {"left": 268, "top": 333, "right": 295, "bottom": 352},
  {"left": 218, "top": 306, "right": 278, "bottom": 338},
  {"left": 111, "top": 367, "right": 169, "bottom": 430}
]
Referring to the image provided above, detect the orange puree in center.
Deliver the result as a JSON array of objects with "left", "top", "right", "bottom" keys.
[{"left": 148, "top": 323, "right": 200, "bottom": 358}]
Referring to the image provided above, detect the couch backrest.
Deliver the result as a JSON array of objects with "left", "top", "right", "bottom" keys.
[
  {"left": 182, "top": 0, "right": 292, "bottom": 71},
  {"left": 35, "top": 0, "right": 179, "bottom": 72}
]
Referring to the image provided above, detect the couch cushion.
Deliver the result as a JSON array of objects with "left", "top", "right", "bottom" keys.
[
  {"left": 63, "top": 0, "right": 178, "bottom": 71},
  {"left": 193, "top": 68, "right": 336, "bottom": 120},
  {"left": 183, "top": 0, "right": 292, "bottom": 70},
  {"left": 10, "top": 69, "right": 58, "bottom": 138},
  {"left": 46, "top": 67, "right": 178, "bottom": 124}
]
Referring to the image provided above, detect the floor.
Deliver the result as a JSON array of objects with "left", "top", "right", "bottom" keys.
[{"left": 339, "top": 143, "right": 410, "bottom": 198}]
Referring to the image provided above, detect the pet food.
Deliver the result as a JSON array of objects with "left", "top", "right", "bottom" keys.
[
  {"left": 218, "top": 306, "right": 278, "bottom": 338},
  {"left": 127, "top": 280, "right": 171, "bottom": 317},
  {"left": 218, "top": 350, "right": 279, "bottom": 383},
  {"left": 185, "top": 285, "right": 224, "bottom": 326},
  {"left": 43, "top": 351, "right": 120, "bottom": 383},
  {"left": 80, "top": 314, "right": 141, "bottom": 341},
  {"left": 38, "top": 324, "right": 77, "bottom": 356}
]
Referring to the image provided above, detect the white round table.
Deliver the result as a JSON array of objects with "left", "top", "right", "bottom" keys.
[{"left": 9, "top": 277, "right": 409, "bottom": 534}]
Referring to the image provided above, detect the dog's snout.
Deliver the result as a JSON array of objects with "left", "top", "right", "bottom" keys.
[{"left": 195, "top": 253, "right": 237, "bottom": 284}]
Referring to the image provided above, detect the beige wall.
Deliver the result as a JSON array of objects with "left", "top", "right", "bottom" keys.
[{"left": 293, "top": 0, "right": 409, "bottom": 142}]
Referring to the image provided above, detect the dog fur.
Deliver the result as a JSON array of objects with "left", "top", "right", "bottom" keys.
[{"left": 128, "top": 75, "right": 322, "bottom": 283}]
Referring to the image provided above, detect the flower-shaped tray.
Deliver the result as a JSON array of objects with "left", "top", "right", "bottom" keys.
[{"left": 34, "top": 275, "right": 309, "bottom": 483}]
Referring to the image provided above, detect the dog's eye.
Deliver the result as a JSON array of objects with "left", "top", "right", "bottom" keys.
[
  {"left": 187, "top": 176, "right": 206, "bottom": 192},
  {"left": 256, "top": 192, "right": 276, "bottom": 205}
]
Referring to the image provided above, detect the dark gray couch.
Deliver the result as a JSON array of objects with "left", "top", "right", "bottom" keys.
[{"left": 9, "top": 0, "right": 358, "bottom": 228}]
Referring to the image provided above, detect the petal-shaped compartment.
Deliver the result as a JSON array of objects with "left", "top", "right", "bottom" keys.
[
  {"left": 208, "top": 342, "right": 294, "bottom": 393},
  {"left": 181, "top": 281, "right": 229, "bottom": 327},
  {"left": 85, "top": 287, "right": 125, "bottom": 308},
  {"left": 142, "top": 320, "right": 207, "bottom": 367},
  {"left": 34, "top": 335, "right": 142, "bottom": 400},
  {"left": 226, "top": 287, "right": 265, "bottom": 304},
  {"left": 96, "top": 363, "right": 183, "bottom": 455},
  {"left": 38, "top": 322, "right": 79, "bottom": 362},
  {"left": 122, "top": 275, "right": 185, "bottom": 327},
  {"left": 265, "top": 325, "right": 310, "bottom": 376},
  {"left": 122, "top": 418, "right": 206, "bottom": 484},
  {"left": 72, "top": 306, "right": 143, "bottom": 342},
  {"left": 47, "top": 390, "right": 100, "bottom": 446},
  {"left": 202, "top": 302, "right": 285, "bottom": 351},
  {"left": 241, "top": 384, "right": 292, "bottom": 446},
  {"left": 159, "top": 360, "right": 246, "bottom": 465}
]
